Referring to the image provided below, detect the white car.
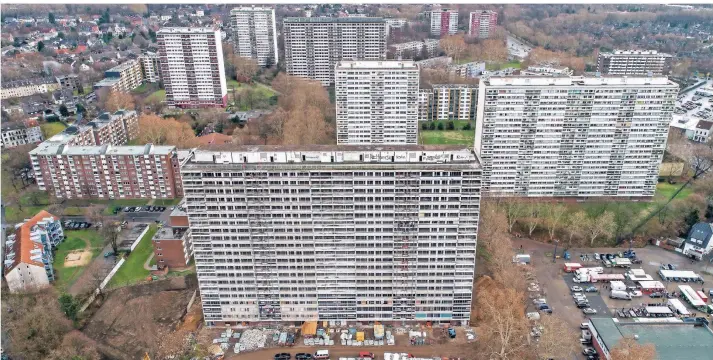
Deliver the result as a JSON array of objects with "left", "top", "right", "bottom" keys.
[
  {"left": 629, "top": 290, "right": 643, "bottom": 297},
  {"left": 571, "top": 286, "right": 583, "bottom": 292},
  {"left": 582, "top": 308, "right": 597, "bottom": 315}
]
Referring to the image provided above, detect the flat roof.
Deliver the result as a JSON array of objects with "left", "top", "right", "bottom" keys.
[
  {"left": 30, "top": 143, "right": 175, "bottom": 156},
  {"left": 157, "top": 27, "right": 217, "bottom": 34},
  {"left": 185, "top": 145, "right": 480, "bottom": 168},
  {"left": 152, "top": 226, "right": 187, "bottom": 241},
  {"left": 659, "top": 269, "right": 701, "bottom": 279},
  {"left": 485, "top": 76, "right": 677, "bottom": 87},
  {"left": 336, "top": 60, "right": 417, "bottom": 69},
  {"left": 591, "top": 318, "right": 713, "bottom": 359},
  {"left": 106, "top": 59, "right": 139, "bottom": 73},
  {"left": 284, "top": 17, "right": 385, "bottom": 23}
]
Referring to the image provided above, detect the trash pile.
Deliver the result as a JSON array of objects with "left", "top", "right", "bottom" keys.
[
  {"left": 304, "top": 328, "right": 334, "bottom": 346},
  {"left": 233, "top": 328, "right": 274, "bottom": 354},
  {"left": 409, "top": 331, "right": 430, "bottom": 346}
]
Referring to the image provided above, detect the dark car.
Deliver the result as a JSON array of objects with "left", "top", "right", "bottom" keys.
[
  {"left": 274, "top": 353, "right": 291, "bottom": 360},
  {"left": 295, "top": 354, "right": 313, "bottom": 360},
  {"left": 649, "top": 292, "right": 663, "bottom": 298},
  {"left": 576, "top": 302, "right": 589, "bottom": 308},
  {"left": 159, "top": 206, "right": 166, "bottom": 211}
]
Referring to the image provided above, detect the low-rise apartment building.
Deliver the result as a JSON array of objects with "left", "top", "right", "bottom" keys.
[
  {"left": 388, "top": 39, "right": 440, "bottom": 59},
  {"left": 152, "top": 203, "right": 193, "bottom": 269},
  {"left": 93, "top": 59, "right": 144, "bottom": 93},
  {"left": 475, "top": 75, "right": 678, "bottom": 198},
  {"left": 181, "top": 145, "right": 481, "bottom": 325},
  {"left": 1, "top": 119, "right": 44, "bottom": 148},
  {"left": 3, "top": 210, "right": 64, "bottom": 293},
  {"left": 335, "top": 61, "right": 419, "bottom": 144},
  {"left": 29, "top": 143, "right": 184, "bottom": 200},
  {"left": 1, "top": 78, "right": 60, "bottom": 100},
  {"left": 521, "top": 65, "right": 573, "bottom": 77},
  {"left": 597, "top": 50, "right": 672, "bottom": 76},
  {"left": 56, "top": 74, "right": 83, "bottom": 93}
]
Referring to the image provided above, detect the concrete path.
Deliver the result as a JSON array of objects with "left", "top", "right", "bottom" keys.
[{"left": 143, "top": 252, "right": 155, "bottom": 271}]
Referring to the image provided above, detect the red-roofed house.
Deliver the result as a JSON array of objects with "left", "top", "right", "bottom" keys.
[
  {"left": 56, "top": 45, "right": 87, "bottom": 55},
  {"left": 3, "top": 210, "right": 64, "bottom": 293}
]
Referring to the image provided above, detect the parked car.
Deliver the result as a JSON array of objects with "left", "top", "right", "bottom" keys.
[
  {"left": 571, "top": 286, "right": 583, "bottom": 292},
  {"left": 274, "top": 353, "right": 291, "bottom": 360},
  {"left": 583, "top": 347, "right": 597, "bottom": 356},
  {"left": 649, "top": 292, "right": 663, "bottom": 298},
  {"left": 580, "top": 323, "right": 589, "bottom": 330},
  {"left": 295, "top": 354, "right": 313, "bottom": 360},
  {"left": 582, "top": 308, "right": 597, "bottom": 315},
  {"left": 629, "top": 290, "right": 643, "bottom": 297},
  {"left": 576, "top": 302, "right": 590, "bottom": 309},
  {"left": 585, "top": 286, "right": 598, "bottom": 293}
]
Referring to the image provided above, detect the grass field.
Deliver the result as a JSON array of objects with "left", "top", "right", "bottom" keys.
[
  {"left": 53, "top": 230, "right": 104, "bottom": 292},
  {"left": 486, "top": 60, "right": 522, "bottom": 70},
  {"left": 227, "top": 82, "right": 277, "bottom": 111},
  {"left": 146, "top": 89, "right": 166, "bottom": 103},
  {"left": 419, "top": 120, "right": 475, "bottom": 145},
  {"left": 107, "top": 225, "right": 158, "bottom": 288},
  {"left": 152, "top": 198, "right": 181, "bottom": 206},
  {"left": 653, "top": 182, "right": 693, "bottom": 201},
  {"left": 40, "top": 122, "right": 67, "bottom": 138}
]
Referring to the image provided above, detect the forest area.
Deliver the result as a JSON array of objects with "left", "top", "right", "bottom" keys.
[{"left": 502, "top": 4, "right": 713, "bottom": 75}]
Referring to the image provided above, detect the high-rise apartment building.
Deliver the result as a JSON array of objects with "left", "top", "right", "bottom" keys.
[
  {"left": 230, "top": 6, "right": 279, "bottom": 67},
  {"left": 157, "top": 27, "right": 228, "bottom": 108},
  {"left": 140, "top": 52, "right": 161, "bottom": 83},
  {"left": 468, "top": 10, "right": 498, "bottom": 38},
  {"left": 30, "top": 144, "right": 183, "bottom": 200},
  {"left": 336, "top": 61, "right": 419, "bottom": 144},
  {"left": 45, "top": 110, "right": 139, "bottom": 147},
  {"left": 597, "top": 50, "right": 672, "bottom": 76},
  {"left": 475, "top": 76, "right": 678, "bottom": 198},
  {"left": 181, "top": 145, "right": 481, "bottom": 326},
  {"left": 430, "top": 8, "right": 458, "bottom": 36},
  {"left": 419, "top": 84, "right": 478, "bottom": 121},
  {"left": 283, "top": 17, "right": 387, "bottom": 85}
]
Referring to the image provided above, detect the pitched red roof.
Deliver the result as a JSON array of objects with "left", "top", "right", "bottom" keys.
[{"left": 5, "top": 210, "right": 59, "bottom": 273}]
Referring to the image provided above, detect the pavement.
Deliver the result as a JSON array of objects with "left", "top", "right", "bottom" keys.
[{"left": 507, "top": 35, "right": 532, "bottom": 59}]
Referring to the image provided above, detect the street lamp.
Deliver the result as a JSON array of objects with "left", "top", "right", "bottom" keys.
[{"left": 553, "top": 239, "right": 559, "bottom": 263}]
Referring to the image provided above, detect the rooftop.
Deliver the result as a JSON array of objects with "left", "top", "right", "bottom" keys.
[
  {"left": 602, "top": 50, "right": 672, "bottom": 57},
  {"left": 185, "top": 145, "right": 480, "bottom": 167},
  {"left": 94, "top": 77, "right": 121, "bottom": 87},
  {"left": 433, "top": 84, "right": 478, "bottom": 89},
  {"left": 106, "top": 59, "right": 139, "bottom": 73},
  {"left": 696, "top": 120, "right": 713, "bottom": 131},
  {"left": 284, "top": 17, "right": 385, "bottom": 23},
  {"left": 590, "top": 318, "right": 713, "bottom": 359},
  {"left": 2, "top": 77, "right": 56, "bottom": 89},
  {"left": 30, "top": 143, "right": 176, "bottom": 156},
  {"left": 336, "top": 60, "right": 418, "bottom": 69},
  {"left": 5, "top": 210, "right": 59, "bottom": 272},
  {"left": 156, "top": 27, "right": 217, "bottom": 34},
  {"left": 486, "top": 75, "right": 677, "bottom": 87},
  {"left": 230, "top": 6, "right": 274, "bottom": 13},
  {"left": 152, "top": 226, "right": 187, "bottom": 241},
  {"left": 1, "top": 121, "right": 27, "bottom": 131}
]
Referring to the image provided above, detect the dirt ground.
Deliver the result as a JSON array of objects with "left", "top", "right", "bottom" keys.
[
  {"left": 81, "top": 275, "right": 198, "bottom": 360},
  {"left": 63, "top": 249, "right": 92, "bottom": 267}
]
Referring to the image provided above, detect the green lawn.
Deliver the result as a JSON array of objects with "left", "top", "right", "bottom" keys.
[
  {"left": 653, "top": 182, "right": 693, "bottom": 201},
  {"left": 107, "top": 225, "right": 158, "bottom": 288},
  {"left": 227, "top": 82, "right": 277, "bottom": 111},
  {"left": 40, "top": 122, "right": 67, "bottom": 138},
  {"left": 53, "top": 230, "right": 104, "bottom": 292},
  {"left": 151, "top": 198, "right": 181, "bottom": 206},
  {"left": 486, "top": 60, "right": 522, "bottom": 71},
  {"left": 131, "top": 83, "right": 152, "bottom": 94},
  {"left": 146, "top": 89, "right": 166, "bottom": 103},
  {"left": 419, "top": 120, "right": 475, "bottom": 145}
]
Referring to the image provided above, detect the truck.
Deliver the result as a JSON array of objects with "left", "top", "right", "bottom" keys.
[
  {"left": 374, "top": 324, "right": 384, "bottom": 340},
  {"left": 573, "top": 273, "right": 590, "bottom": 283},
  {"left": 610, "top": 290, "right": 632, "bottom": 300},
  {"left": 612, "top": 258, "right": 632, "bottom": 268},
  {"left": 564, "top": 263, "right": 582, "bottom": 272},
  {"left": 610, "top": 281, "right": 627, "bottom": 291}
]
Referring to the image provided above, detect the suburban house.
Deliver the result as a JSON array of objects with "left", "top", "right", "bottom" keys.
[
  {"left": 683, "top": 222, "right": 713, "bottom": 260},
  {"left": 3, "top": 210, "right": 64, "bottom": 293}
]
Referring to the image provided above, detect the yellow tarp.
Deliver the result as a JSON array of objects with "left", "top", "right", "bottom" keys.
[
  {"left": 356, "top": 331, "right": 365, "bottom": 342},
  {"left": 302, "top": 321, "right": 318, "bottom": 336}
]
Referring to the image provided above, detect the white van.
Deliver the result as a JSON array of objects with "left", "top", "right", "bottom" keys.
[
  {"left": 610, "top": 290, "right": 632, "bottom": 300},
  {"left": 314, "top": 350, "right": 330, "bottom": 359}
]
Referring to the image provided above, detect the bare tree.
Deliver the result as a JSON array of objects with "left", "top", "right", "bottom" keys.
[
  {"left": 501, "top": 197, "right": 526, "bottom": 233},
  {"left": 525, "top": 201, "right": 542, "bottom": 237},
  {"left": 475, "top": 285, "right": 529, "bottom": 359},
  {"left": 47, "top": 331, "right": 101, "bottom": 360},
  {"left": 534, "top": 314, "right": 579, "bottom": 360},
  {"left": 586, "top": 211, "right": 615, "bottom": 246},
  {"left": 101, "top": 222, "right": 121, "bottom": 255},
  {"left": 543, "top": 203, "right": 567, "bottom": 241},
  {"left": 610, "top": 337, "right": 657, "bottom": 360},
  {"left": 566, "top": 211, "right": 589, "bottom": 248}
]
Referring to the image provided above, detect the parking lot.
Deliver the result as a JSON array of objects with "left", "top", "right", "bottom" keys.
[
  {"left": 112, "top": 205, "right": 167, "bottom": 215},
  {"left": 671, "top": 78, "right": 713, "bottom": 132}
]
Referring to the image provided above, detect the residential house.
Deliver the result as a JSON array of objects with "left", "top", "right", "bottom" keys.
[
  {"left": 683, "top": 222, "right": 713, "bottom": 260},
  {"left": 3, "top": 210, "right": 64, "bottom": 293}
]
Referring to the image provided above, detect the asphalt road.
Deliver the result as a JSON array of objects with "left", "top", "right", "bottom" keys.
[
  {"left": 563, "top": 274, "right": 612, "bottom": 318},
  {"left": 63, "top": 211, "right": 164, "bottom": 222}
]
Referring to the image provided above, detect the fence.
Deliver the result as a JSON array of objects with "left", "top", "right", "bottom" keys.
[
  {"left": 79, "top": 257, "right": 126, "bottom": 313},
  {"left": 130, "top": 225, "right": 150, "bottom": 251}
]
